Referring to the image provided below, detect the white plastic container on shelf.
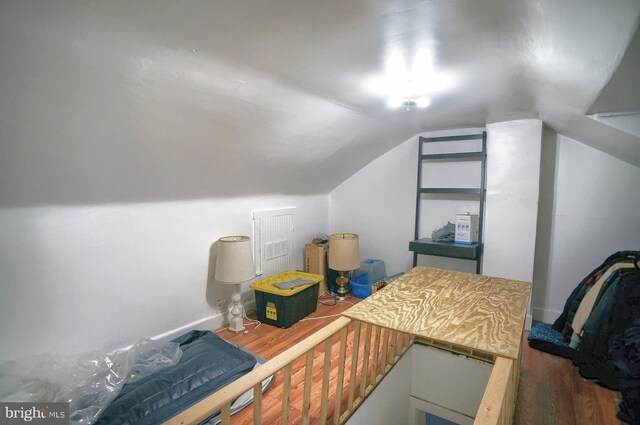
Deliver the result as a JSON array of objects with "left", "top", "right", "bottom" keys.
[
  {"left": 353, "top": 259, "right": 387, "bottom": 284},
  {"left": 455, "top": 213, "right": 479, "bottom": 244}
]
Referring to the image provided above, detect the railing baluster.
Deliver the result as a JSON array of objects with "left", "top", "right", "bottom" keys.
[
  {"left": 387, "top": 330, "right": 397, "bottom": 366},
  {"left": 333, "top": 326, "right": 348, "bottom": 425},
  {"left": 380, "top": 328, "right": 389, "bottom": 372},
  {"left": 220, "top": 404, "right": 231, "bottom": 425},
  {"left": 253, "top": 383, "right": 262, "bottom": 425},
  {"left": 320, "top": 337, "right": 333, "bottom": 424},
  {"left": 281, "top": 364, "right": 292, "bottom": 425},
  {"left": 348, "top": 320, "right": 362, "bottom": 410},
  {"left": 360, "top": 323, "right": 372, "bottom": 396},
  {"left": 302, "top": 349, "right": 314, "bottom": 425},
  {"left": 371, "top": 326, "right": 381, "bottom": 384},
  {"left": 401, "top": 333, "right": 408, "bottom": 353}
]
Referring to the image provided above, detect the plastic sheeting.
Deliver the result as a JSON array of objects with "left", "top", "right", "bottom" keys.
[{"left": 0, "top": 339, "right": 181, "bottom": 424}]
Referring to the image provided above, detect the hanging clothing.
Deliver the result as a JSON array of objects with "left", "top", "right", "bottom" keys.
[
  {"left": 571, "top": 261, "right": 635, "bottom": 335},
  {"left": 575, "top": 267, "right": 640, "bottom": 389},
  {"left": 610, "top": 320, "right": 640, "bottom": 425},
  {"left": 553, "top": 250, "right": 640, "bottom": 340},
  {"left": 529, "top": 251, "right": 640, "bottom": 423}
]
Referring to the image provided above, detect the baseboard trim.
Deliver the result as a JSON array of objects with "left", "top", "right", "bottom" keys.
[
  {"left": 151, "top": 314, "right": 224, "bottom": 342},
  {"left": 153, "top": 300, "right": 258, "bottom": 342},
  {"left": 532, "top": 306, "right": 562, "bottom": 324}
]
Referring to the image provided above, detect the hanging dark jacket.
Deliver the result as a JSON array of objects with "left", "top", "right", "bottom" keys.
[
  {"left": 610, "top": 320, "right": 640, "bottom": 425},
  {"left": 553, "top": 250, "right": 640, "bottom": 340},
  {"left": 574, "top": 267, "right": 640, "bottom": 389}
]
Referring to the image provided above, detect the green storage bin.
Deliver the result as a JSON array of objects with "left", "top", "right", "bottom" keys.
[{"left": 251, "top": 271, "right": 322, "bottom": 328}]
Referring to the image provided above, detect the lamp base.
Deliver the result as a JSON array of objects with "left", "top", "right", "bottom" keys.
[
  {"left": 228, "top": 284, "right": 246, "bottom": 333},
  {"left": 335, "top": 274, "right": 349, "bottom": 301}
]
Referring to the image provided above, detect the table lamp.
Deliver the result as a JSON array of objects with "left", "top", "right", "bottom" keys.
[
  {"left": 328, "top": 233, "right": 360, "bottom": 301},
  {"left": 215, "top": 235, "right": 255, "bottom": 332}
]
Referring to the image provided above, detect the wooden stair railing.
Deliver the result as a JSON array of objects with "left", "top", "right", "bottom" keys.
[{"left": 164, "top": 317, "right": 413, "bottom": 425}]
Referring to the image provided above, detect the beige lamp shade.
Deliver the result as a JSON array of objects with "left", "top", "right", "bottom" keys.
[
  {"left": 328, "top": 233, "right": 360, "bottom": 271},
  {"left": 214, "top": 236, "right": 255, "bottom": 283}
]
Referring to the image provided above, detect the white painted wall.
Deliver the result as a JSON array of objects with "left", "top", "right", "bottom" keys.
[
  {"left": 330, "top": 120, "right": 542, "bottom": 327},
  {"left": 329, "top": 128, "right": 485, "bottom": 276},
  {"left": 483, "top": 120, "right": 542, "bottom": 282},
  {"left": 329, "top": 134, "right": 417, "bottom": 275},
  {"left": 532, "top": 132, "right": 640, "bottom": 323},
  {"left": 0, "top": 1, "right": 337, "bottom": 364},
  {"left": 348, "top": 344, "right": 492, "bottom": 425},
  {"left": 0, "top": 195, "right": 327, "bottom": 362},
  {"left": 483, "top": 120, "right": 542, "bottom": 329},
  {"left": 329, "top": 122, "right": 543, "bottom": 282},
  {"left": 531, "top": 126, "right": 557, "bottom": 324},
  {"left": 411, "top": 345, "right": 492, "bottom": 419},
  {"left": 346, "top": 346, "right": 411, "bottom": 425},
  {"left": 330, "top": 118, "right": 639, "bottom": 328}
]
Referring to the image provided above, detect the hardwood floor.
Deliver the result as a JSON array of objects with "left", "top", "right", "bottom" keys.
[
  {"left": 218, "top": 296, "right": 358, "bottom": 361},
  {"left": 515, "top": 331, "right": 624, "bottom": 425},
  {"left": 216, "top": 298, "right": 625, "bottom": 425}
]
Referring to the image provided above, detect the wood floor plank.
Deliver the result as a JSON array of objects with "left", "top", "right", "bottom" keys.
[{"left": 514, "top": 331, "right": 624, "bottom": 425}]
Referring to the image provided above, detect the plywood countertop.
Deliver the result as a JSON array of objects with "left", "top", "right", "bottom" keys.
[{"left": 342, "top": 267, "right": 531, "bottom": 360}]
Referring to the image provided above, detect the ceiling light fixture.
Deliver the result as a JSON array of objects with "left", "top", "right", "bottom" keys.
[
  {"left": 389, "top": 96, "right": 431, "bottom": 111},
  {"left": 368, "top": 49, "right": 452, "bottom": 111}
]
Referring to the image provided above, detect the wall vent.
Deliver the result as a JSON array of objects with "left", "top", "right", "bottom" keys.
[{"left": 252, "top": 207, "right": 295, "bottom": 278}]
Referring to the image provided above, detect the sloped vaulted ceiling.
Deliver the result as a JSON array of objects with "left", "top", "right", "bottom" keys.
[{"left": 1, "top": 0, "right": 639, "bottom": 205}]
